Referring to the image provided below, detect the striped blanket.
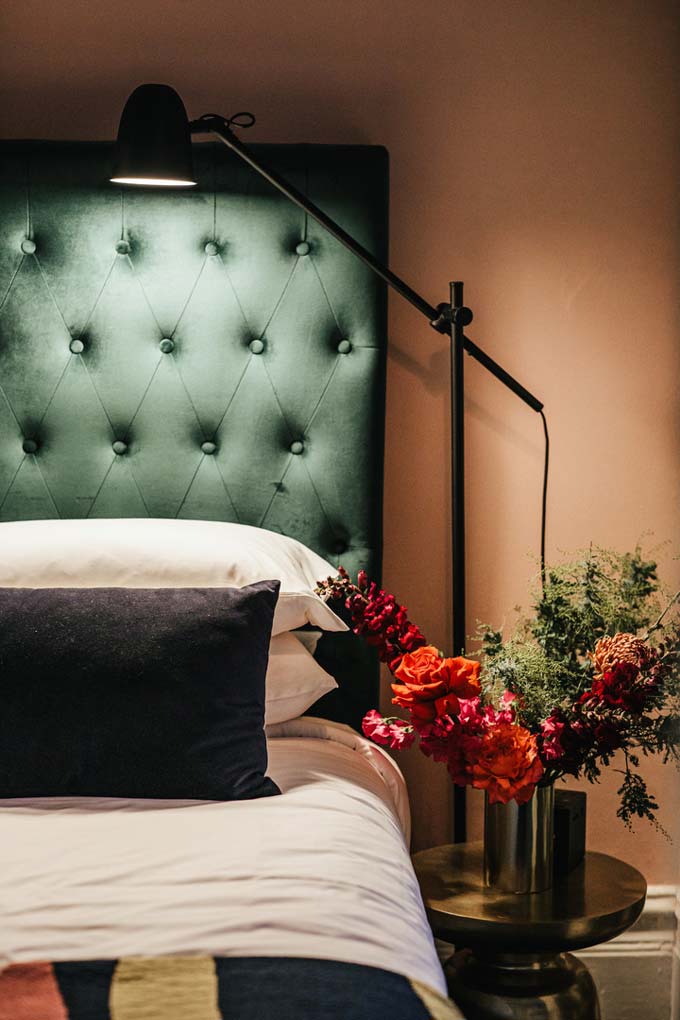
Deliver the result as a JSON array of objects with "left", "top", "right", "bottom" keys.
[{"left": 0, "top": 956, "right": 461, "bottom": 1020}]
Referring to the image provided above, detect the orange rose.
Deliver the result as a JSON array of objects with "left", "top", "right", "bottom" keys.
[
  {"left": 391, "top": 645, "right": 481, "bottom": 722},
  {"left": 469, "top": 721, "right": 544, "bottom": 805}
]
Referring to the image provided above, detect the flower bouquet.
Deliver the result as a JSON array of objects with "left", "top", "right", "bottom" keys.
[{"left": 316, "top": 547, "right": 680, "bottom": 832}]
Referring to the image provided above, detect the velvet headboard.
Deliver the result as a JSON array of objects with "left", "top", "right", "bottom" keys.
[{"left": 0, "top": 139, "right": 388, "bottom": 725}]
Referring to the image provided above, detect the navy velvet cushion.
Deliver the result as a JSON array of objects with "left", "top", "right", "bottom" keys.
[{"left": 0, "top": 582, "right": 281, "bottom": 800}]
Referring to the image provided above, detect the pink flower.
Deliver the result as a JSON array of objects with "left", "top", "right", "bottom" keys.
[
  {"left": 501, "top": 690, "right": 518, "bottom": 712},
  {"left": 388, "top": 721, "right": 417, "bottom": 750},
  {"left": 540, "top": 713, "right": 566, "bottom": 762},
  {"left": 362, "top": 709, "right": 393, "bottom": 746},
  {"left": 541, "top": 713, "right": 563, "bottom": 738},
  {"left": 454, "top": 693, "right": 516, "bottom": 733},
  {"left": 362, "top": 710, "right": 416, "bottom": 751},
  {"left": 457, "top": 696, "right": 485, "bottom": 728},
  {"left": 482, "top": 692, "right": 517, "bottom": 728}
]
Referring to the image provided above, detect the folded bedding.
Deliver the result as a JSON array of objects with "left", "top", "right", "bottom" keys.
[
  {"left": 0, "top": 956, "right": 460, "bottom": 1020},
  {"left": 0, "top": 520, "right": 459, "bottom": 1015},
  {"left": 0, "top": 954, "right": 462, "bottom": 1020},
  {"left": 0, "top": 719, "right": 461, "bottom": 1018}
]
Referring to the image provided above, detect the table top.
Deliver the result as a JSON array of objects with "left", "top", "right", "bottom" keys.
[{"left": 412, "top": 842, "right": 647, "bottom": 954}]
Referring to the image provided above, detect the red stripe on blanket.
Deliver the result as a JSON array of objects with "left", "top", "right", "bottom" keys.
[{"left": 0, "top": 962, "right": 68, "bottom": 1020}]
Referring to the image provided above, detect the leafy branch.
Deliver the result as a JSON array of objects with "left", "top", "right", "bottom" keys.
[{"left": 473, "top": 545, "right": 679, "bottom": 830}]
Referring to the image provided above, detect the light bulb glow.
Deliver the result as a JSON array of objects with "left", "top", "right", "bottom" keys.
[{"left": 110, "top": 176, "right": 196, "bottom": 187}]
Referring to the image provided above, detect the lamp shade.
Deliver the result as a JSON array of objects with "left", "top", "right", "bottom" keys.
[{"left": 111, "top": 84, "right": 196, "bottom": 187}]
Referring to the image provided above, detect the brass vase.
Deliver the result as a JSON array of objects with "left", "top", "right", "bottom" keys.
[{"left": 484, "top": 783, "right": 554, "bottom": 894}]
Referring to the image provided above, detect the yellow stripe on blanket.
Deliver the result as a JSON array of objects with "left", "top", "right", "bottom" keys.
[
  {"left": 409, "top": 978, "right": 465, "bottom": 1020},
  {"left": 110, "top": 956, "right": 221, "bottom": 1020}
]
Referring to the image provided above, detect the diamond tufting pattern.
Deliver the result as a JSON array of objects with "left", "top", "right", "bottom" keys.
[{"left": 0, "top": 141, "right": 388, "bottom": 585}]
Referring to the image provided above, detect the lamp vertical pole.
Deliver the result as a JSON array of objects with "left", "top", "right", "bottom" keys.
[{"left": 450, "top": 280, "right": 467, "bottom": 841}]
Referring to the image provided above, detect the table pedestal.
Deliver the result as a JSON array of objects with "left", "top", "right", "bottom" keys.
[
  {"left": 445, "top": 948, "right": 599, "bottom": 1020},
  {"left": 413, "top": 843, "right": 646, "bottom": 1020}
]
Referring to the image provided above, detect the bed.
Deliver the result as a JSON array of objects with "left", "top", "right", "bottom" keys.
[{"left": 0, "top": 141, "right": 460, "bottom": 1018}]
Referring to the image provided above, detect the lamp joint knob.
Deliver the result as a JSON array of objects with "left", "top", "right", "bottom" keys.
[
  {"left": 430, "top": 302, "right": 474, "bottom": 334},
  {"left": 453, "top": 305, "right": 474, "bottom": 327}
]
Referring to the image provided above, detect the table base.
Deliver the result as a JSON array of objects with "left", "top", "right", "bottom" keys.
[{"left": 445, "top": 948, "right": 600, "bottom": 1020}]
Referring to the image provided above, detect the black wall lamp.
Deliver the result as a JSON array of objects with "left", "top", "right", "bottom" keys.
[
  {"left": 112, "top": 85, "right": 196, "bottom": 187},
  {"left": 112, "top": 83, "right": 548, "bottom": 840}
]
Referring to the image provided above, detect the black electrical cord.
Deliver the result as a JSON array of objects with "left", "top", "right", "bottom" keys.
[
  {"left": 539, "top": 409, "right": 550, "bottom": 594},
  {"left": 195, "top": 111, "right": 256, "bottom": 131}
]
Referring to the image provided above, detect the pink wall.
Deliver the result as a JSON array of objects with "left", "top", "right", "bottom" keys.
[{"left": 2, "top": 0, "right": 679, "bottom": 880}]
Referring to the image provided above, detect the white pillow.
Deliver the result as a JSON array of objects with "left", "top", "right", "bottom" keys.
[
  {"left": 266, "top": 633, "right": 337, "bottom": 724},
  {"left": 0, "top": 518, "right": 346, "bottom": 636},
  {"left": 290, "top": 629, "right": 323, "bottom": 655}
]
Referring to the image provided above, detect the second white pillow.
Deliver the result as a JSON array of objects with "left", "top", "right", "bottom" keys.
[{"left": 265, "top": 633, "right": 337, "bottom": 725}]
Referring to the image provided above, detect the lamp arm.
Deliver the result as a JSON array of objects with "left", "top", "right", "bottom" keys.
[
  {"left": 192, "top": 113, "right": 550, "bottom": 847},
  {"left": 191, "top": 115, "right": 544, "bottom": 414}
]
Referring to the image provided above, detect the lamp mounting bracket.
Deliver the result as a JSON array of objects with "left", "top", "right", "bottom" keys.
[{"left": 430, "top": 302, "right": 474, "bottom": 335}]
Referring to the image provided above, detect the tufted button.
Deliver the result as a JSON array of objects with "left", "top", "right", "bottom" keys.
[
  {"left": 115, "top": 239, "right": 130, "bottom": 255},
  {"left": 337, "top": 339, "right": 352, "bottom": 355},
  {"left": 159, "top": 338, "right": 175, "bottom": 354},
  {"left": 333, "top": 538, "right": 348, "bottom": 555},
  {"left": 249, "top": 338, "right": 265, "bottom": 355},
  {"left": 112, "top": 440, "right": 128, "bottom": 455},
  {"left": 69, "top": 338, "right": 85, "bottom": 354},
  {"left": 21, "top": 238, "right": 36, "bottom": 255},
  {"left": 201, "top": 440, "right": 217, "bottom": 455},
  {"left": 290, "top": 440, "right": 304, "bottom": 455},
  {"left": 22, "top": 438, "right": 38, "bottom": 454},
  {"left": 204, "top": 241, "right": 219, "bottom": 256},
  {"left": 295, "top": 240, "right": 311, "bottom": 256}
]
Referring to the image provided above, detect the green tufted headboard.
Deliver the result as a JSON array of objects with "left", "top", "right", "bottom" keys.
[{"left": 0, "top": 139, "right": 388, "bottom": 726}]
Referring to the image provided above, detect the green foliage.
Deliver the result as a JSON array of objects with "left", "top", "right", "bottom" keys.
[
  {"left": 616, "top": 769, "right": 661, "bottom": 830},
  {"left": 476, "top": 546, "right": 668, "bottom": 713},
  {"left": 474, "top": 545, "right": 680, "bottom": 830},
  {"left": 531, "top": 546, "right": 660, "bottom": 667},
  {"left": 477, "top": 630, "right": 582, "bottom": 730}
]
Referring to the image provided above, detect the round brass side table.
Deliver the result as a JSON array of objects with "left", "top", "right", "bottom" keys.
[{"left": 413, "top": 842, "right": 646, "bottom": 1020}]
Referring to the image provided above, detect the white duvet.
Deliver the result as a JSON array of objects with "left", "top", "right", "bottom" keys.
[{"left": 0, "top": 718, "right": 447, "bottom": 998}]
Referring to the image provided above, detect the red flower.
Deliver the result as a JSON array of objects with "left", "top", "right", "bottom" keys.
[
  {"left": 593, "top": 719, "right": 624, "bottom": 753},
  {"left": 391, "top": 646, "right": 481, "bottom": 722},
  {"left": 582, "top": 661, "right": 647, "bottom": 714},
  {"left": 447, "top": 730, "right": 485, "bottom": 786},
  {"left": 539, "top": 708, "right": 590, "bottom": 772},
  {"left": 348, "top": 583, "right": 427, "bottom": 664},
  {"left": 417, "top": 716, "right": 456, "bottom": 762},
  {"left": 466, "top": 721, "right": 544, "bottom": 805}
]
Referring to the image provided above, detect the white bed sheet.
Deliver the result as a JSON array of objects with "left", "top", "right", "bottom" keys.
[{"left": 0, "top": 718, "right": 446, "bottom": 997}]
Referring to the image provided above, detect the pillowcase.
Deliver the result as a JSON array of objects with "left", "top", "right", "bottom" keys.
[
  {"left": 0, "top": 582, "right": 281, "bottom": 800},
  {"left": 265, "top": 633, "right": 337, "bottom": 725},
  {"left": 290, "top": 629, "right": 323, "bottom": 655},
  {"left": 0, "top": 519, "right": 346, "bottom": 637}
]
